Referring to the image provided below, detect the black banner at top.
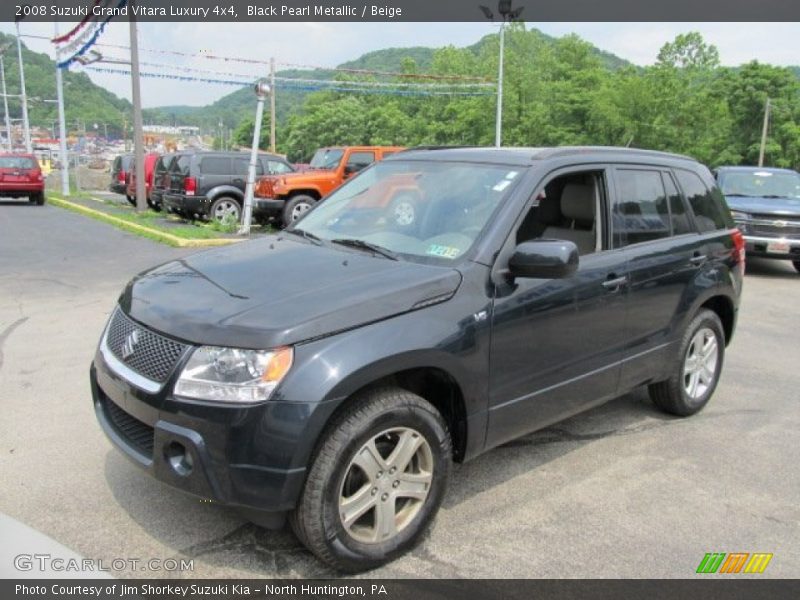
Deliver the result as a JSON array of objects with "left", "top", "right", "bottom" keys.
[{"left": 4, "top": 0, "right": 800, "bottom": 23}]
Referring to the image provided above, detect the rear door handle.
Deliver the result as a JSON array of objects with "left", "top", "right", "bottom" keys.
[
  {"left": 689, "top": 254, "right": 707, "bottom": 266},
  {"left": 602, "top": 276, "right": 628, "bottom": 290}
]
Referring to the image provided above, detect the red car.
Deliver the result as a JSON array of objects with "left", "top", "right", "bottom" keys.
[
  {"left": 126, "top": 152, "right": 160, "bottom": 208},
  {"left": 0, "top": 153, "right": 45, "bottom": 205}
]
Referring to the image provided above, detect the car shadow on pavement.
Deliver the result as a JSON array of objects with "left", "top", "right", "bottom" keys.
[
  {"left": 744, "top": 257, "right": 798, "bottom": 279},
  {"left": 0, "top": 199, "right": 35, "bottom": 206},
  {"left": 103, "top": 386, "right": 682, "bottom": 577}
]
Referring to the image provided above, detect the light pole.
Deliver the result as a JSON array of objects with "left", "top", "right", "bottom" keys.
[
  {"left": 480, "top": 1, "right": 524, "bottom": 148},
  {"left": 14, "top": 19, "right": 32, "bottom": 153},
  {"left": 0, "top": 52, "right": 12, "bottom": 151},
  {"left": 239, "top": 80, "right": 270, "bottom": 236},
  {"left": 129, "top": 6, "right": 147, "bottom": 212},
  {"left": 55, "top": 22, "right": 70, "bottom": 196}
]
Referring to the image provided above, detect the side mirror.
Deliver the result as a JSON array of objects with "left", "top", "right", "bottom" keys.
[
  {"left": 508, "top": 240, "right": 579, "bottom": 279},
  {"left": 344, "top": 164, "right": 361, "bottom": 175}
]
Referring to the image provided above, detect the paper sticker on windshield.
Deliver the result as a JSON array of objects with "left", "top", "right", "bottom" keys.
[
  {"left": 427, "top": 244, "right": 461, "bottom": 259},
  {"left": 754, "top": 171, "right": 773, "bottom": 177},
  {"left": 505, "top": 171, "right": 518, "bottom": 180},
  {"left": 493, "top": 180, "right": 512, "bottom": 192}
]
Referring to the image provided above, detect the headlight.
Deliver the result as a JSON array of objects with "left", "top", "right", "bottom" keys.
[
  {"left": 174, "top": 346, "right": 293, "bottom": 403},
  {"left": 730, "top": 211, "right": 750, "bottom": 221}
]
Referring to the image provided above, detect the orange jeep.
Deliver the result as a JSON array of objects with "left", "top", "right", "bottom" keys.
[{"left": 254, "top": 145, "right": 403, "bottom": 226}]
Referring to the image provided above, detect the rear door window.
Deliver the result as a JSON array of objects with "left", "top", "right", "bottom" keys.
[
  {"left": 674, "top": 169, "right": 733, "bottom": 232},
  {"left": 346, "top": 151, "right": 376, "bottom": 173},
  {"left": 200, "top": 156, "right": 232, "bottom": 175}
]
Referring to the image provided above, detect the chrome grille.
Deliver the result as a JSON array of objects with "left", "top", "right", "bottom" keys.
[
  {"left": 105, "top": 308, "right": 187, "bottom": 383},
  {"left": 749, "top": 219, "right": 800, "bottom": 240}
]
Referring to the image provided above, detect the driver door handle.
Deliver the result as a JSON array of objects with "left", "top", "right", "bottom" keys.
[
  {"left": 602, "top": 275, "right": 628, "bottom": 290},
  {"left": 689, "top": 253, "right": 708, "bottom": 266}
]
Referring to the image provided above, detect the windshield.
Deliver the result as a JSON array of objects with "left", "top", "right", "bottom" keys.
[
  {"left": 719, "top": 170, "right": 800, "bottom": 199},
  {"left": 309, "top": 148, "right": 344, "bottom": 169},
  {"left": 292, "top": 159, "right": 523, "bottom": 263}
]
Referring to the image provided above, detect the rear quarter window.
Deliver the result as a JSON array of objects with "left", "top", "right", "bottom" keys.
[{"left": 674, "top": 169, "right": 733, "bottom": 232}]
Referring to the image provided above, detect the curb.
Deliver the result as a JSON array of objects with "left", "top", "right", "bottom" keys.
[{"left": 48, "top": 195, "right": 244, "bottom": 248}]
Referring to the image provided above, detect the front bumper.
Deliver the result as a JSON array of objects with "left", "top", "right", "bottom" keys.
[
  {"left": 742, "top": 234, "right": 800, "bottom": 261},
  {"left": 90, "top": 334, "right": 311, "bottom": 525},
  {"left": 253, "top": 197, "right": 285, "bottom": 217}
]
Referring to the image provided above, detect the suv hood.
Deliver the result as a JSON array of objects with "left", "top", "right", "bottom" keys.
[
  {"left": 120, "top": 236, "right": 462, "bottom": 349},
  {"left": 725, "top": 195, "right": 800, "bottom": 217}
]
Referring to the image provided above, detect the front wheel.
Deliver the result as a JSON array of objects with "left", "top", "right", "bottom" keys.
[
  {"left": 282, "top": 195, "right": 316, "bottom": 228},
  {"left": 290, "top": 387, "right": 451, "bottom": 572},
  {"left": 125, "top": 194, "right": 136, "bottom": 206},
  {"left": 649, "top": 309, "right": 725, "bottom": 416},
  {"left": 793, "top": 260, "right": 800, "bottom": 274}
]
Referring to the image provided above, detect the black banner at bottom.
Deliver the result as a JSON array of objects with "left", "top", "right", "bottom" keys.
[{"left": 4, "top": 579, "right": 800, "bottom": 600}]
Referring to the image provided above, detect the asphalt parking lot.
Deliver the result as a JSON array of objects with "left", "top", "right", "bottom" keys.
[{"left": 1, "top": 199, "right": 798, "bottom": 578}]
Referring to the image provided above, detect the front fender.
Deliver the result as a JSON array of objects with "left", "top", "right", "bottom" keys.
[{"left": 270, "top": 273, "right": 493, "bottom": 471}]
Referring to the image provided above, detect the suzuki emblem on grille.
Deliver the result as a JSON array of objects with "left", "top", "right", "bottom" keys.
[
  {"left": 121, "top": 329, "right": 141, "bottom": 359},
  {"left": 773, "top": 220, "right": 788, "bottom": 228}
]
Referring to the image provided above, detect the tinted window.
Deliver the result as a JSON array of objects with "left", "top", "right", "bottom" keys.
[
  {"left": 200, "top": 157, "right": 231, "bottom": 175},
  {"left": 675, "top": 169, "right": 733, "bottom": 232},
  {"left": 268, "top": 160, "right": 293, "bottom": 174},
  {"left": 346, "top": 151, "right": 375, "bottom": 172},
  {"left": 234, "top": 157, "right": 263, "bottom": 176},
  {"left": 172, "top": 155, "right": 191, "bottom": 174},
  {"left": 615, "top": 169, "right": 671, "bottom": 245},
  {"left": 663, "top": 173, "right": 693, "bottom": 235}
]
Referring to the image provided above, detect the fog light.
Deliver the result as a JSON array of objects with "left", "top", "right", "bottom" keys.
[{"left": 165, "top": 441, "right": 193, "bottom": 476}]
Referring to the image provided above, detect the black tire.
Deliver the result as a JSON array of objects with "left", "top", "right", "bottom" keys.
[
  {"left": 29, "top": 192, "right": 45, "bottom": 205},
  {"left": 793, "top": 260, "right": 800, "bottom": 274},
  {"left": 209, "top": 196, "right": 241, "bottom": 224},
  {"left": 125, "top": 194, "right": 136, "bottom": 206},
  {"left": 290, "top": 387, "right": 451, "bottom": 572},
  {"left": 282, "top": 194, "right": 316, "bottom": 228},
  {"left": 146, "top": 197, "right": 161, "bottom": 212},
  {"left": 648, "top": 309, "right": 725, "bottom": 416}
]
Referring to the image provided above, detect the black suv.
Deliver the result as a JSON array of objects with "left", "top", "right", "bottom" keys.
[
  {"left": 162, "top": 151, "right": 294, "bottom": 223},
  {"left": 91, "top": 147, "right": 743, "bottom": 571}
]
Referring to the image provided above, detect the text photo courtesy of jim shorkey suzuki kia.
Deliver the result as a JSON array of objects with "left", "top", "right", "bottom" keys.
[{"left": 0, "top": 0, "right": 799, "bottom": 595}]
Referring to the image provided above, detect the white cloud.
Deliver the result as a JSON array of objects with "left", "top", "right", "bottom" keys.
[{"left": 1, "top": 22, "right": 797, "bottom": 108}]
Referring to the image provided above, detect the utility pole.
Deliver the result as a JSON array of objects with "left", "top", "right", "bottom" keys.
[
  {"left": 758, "top": 97, "right": 771, "bottom": 168},
  {"left": 239, "top": 81, "right": 270, "bottom": 236},
  {"left": 0, "top": 56, "right": 12, "bottom": 151},
  {"left": 14, "top": 20, "right": 32, "bottom": 153},
  {"left": 495, "top": 22, "right": 505, "bottom": 148},
  {"left": 129, "top": 6, "right": 147, "bottom": 212},
  {"left": 54, "top": 22, "right": 70, "bottom": 196},
  {"left": 269, "top": 57, "right": 276, "bottom": 152}
]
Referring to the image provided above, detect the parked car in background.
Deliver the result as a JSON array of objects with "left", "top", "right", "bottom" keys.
[
  {"left": 109, "top": 154, "right": 133, "bottom": 204},
  {"left": 254, "top": 145, "right": 404, "bottom": 227},
  {"left": 0, "top": 153, "right": 45, "bottom": 205},
  {"left": 148, "top": 153, "right": 179, "bottom": 211},
  {"left": 716, "top": 166, "right": 800, "bottom": 273},
  {"left": 162, "top": 151, "right": 295, "bottom": 224},
  {"left": 92, "top": 146, "right": 743, "bottom": 571},
  {"left": 126, "top": 152, "right": 160, "bottom": 209}
]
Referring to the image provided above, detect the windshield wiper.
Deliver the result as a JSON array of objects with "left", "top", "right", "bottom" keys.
[
  {"left": 285, "top": 228, "right": 324, "bottom": 246},
  {"left": 761, "top": 194, "right": 792, "bottom": 199},
  {"left": 331, "top": 238, "right": 399, "bottom": 260}
]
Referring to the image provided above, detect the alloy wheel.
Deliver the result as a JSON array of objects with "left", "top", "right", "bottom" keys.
[{"left": 683, "top": 327, "right": 719, "bottom": 400}]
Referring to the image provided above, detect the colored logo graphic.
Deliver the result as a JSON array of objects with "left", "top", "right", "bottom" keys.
[{"left": 696, "top": 552, "right": 773, "bottom": 574}]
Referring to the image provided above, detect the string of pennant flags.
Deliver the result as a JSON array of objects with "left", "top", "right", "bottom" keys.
[{"left": 82, "top": 66, "right": 497, "bottom": 97}]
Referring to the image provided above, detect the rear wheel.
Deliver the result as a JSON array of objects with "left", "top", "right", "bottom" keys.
[
  {"left": 210, "top": 196, "right": 241, "bottom": 224},
  {"left": 290, "top": 387, "right": 451, "bottom": 572},
  {"left": 793, "top": 260, "right": 800, "bottom": 274},
  {"left": 649, "top": 309, "right": 725, "bottom": 416},
  {"left": 125, "top": 194, "right": 136, "bottom": 206},
  {"left": 29, "top": 192, "right": 45, "bottom": 205},
  {"left": 282, "top": 194, "right": 316, "bottom": 228}
]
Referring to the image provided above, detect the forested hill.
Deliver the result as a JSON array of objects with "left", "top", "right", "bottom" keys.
[
  {"left": 142, "top": 29, "right": 634, "bottom": 132},
  {"left": 0, "top": 32, "right": 130, "bottom": 137}
]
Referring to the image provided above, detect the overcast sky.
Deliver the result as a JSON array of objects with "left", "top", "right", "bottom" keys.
[{"left": 1, "top": 22, "right": 797, "bottom": 108}]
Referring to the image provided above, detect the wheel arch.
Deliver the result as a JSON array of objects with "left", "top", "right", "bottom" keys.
[{"left": 288, "top": 189, "right": 322, "bottom": 201}]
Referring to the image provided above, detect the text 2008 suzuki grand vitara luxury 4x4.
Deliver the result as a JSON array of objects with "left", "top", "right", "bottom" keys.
[{"left": 91, "top": 147, "right": 743, "bottom": 571}]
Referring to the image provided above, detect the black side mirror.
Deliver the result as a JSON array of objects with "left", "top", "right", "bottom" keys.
[{"left": 508, "top": 240, "right": 579, "bottom": 279}]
